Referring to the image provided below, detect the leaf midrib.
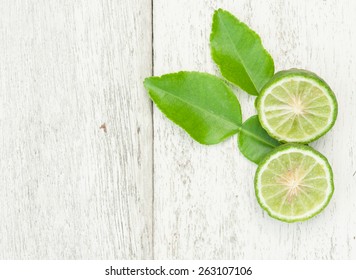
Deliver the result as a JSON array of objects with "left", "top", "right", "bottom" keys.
[
  {"left": 240, "top": 127, "right": 278, "bottom": 148},
  {"left": 148, "top": 84, "right": 241, "bottom": 129},
  {"left": 147, "top": 83, "right": 279, "bottom": 148},
  {"left": 217, "top": 12, "right": 258, "bottom": 94}
]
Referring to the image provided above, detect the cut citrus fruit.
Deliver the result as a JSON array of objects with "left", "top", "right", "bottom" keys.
[
  {"left": 255, "top": 144, "right": 334, "bottom": 222},
  {"left": 257, "top": 69, "right": 338, "bottom": 143}
]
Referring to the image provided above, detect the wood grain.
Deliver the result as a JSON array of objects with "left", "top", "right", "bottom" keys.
[
  {"left": 0, "top": 0, "right": 153, "bottom": 259},
  {"left": 1, "top": 0, "right": 355, "bottom": 260},
  {"left": 153, "top": 0, "right": 356, "bottom": 259}
]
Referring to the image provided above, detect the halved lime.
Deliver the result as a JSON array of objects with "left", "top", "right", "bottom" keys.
[
  {"left": 257, "top": 69, "right": 338, "bottom": 143},
  {"left": 255, "top": 144, "right": 334, "bottom": 222}
]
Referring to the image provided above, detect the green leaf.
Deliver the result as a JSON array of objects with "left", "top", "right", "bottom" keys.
[
  {"left": 238, "top": 115, "right": 280, "bottom": 164},
  {"left": 210, "top": 9, "right": 274, "bottom": 96},
  {"left": 144, "top": 71, "right": 242, "bottom": 145}
]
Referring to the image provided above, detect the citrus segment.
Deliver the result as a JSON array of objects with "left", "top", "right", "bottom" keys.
[
  {"left": 257, "top": 69, "right": 337, "bottom": 143},
  {"left": 255, "top": 144, "right": 334, "bottom": 222}
]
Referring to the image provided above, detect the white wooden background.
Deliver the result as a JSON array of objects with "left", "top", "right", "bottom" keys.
[{"left": 0, "top": 0, "right": 355, "bottom": 259}]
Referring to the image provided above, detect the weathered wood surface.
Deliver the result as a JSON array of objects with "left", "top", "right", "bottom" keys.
[
  {"left": 0, "top": 0, "right": 153, "bottom": 259},
  {"left": 1, "top": 0, "right": 355, "bottom": 259}
]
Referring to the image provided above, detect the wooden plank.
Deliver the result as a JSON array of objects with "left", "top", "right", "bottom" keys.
[
  {"left": 153, "top": 0, "right": 356, "bottom": 259},
  {"left": 0, "top": 0, "right": 153, "bottom": 259}
]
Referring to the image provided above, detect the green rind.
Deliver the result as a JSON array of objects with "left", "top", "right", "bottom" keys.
[
  {"left": 257, "top": 69, "right": 338, "bottom": 144},
  {"left": 210, "top": 9, "right": 274, "bottom": 96},
  {"left": 254, "top": 143, "right": 334, "bottom": 223}
]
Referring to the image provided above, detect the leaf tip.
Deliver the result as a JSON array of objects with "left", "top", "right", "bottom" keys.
[
  {"left": 212, "top": 9, "right": 229, "bottom": 26},
  {"left": 214, "top": 8, "right": 228, "bottom": 15},
  {"left": 143, "top": 76, "right": 154, "bottom": 90},
  {"left": 213, "top": 8, "right": 223, "bottom": 15},
  {"left": 213, "top": 8, "right": 237, "bottom": 21}
]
